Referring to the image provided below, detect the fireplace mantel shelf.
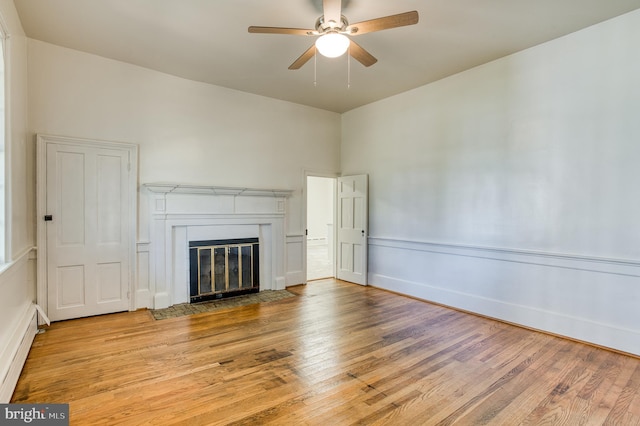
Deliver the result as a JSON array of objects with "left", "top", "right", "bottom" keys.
[{"left": 142, "top": 183, "right": 293, "bottom": 198}]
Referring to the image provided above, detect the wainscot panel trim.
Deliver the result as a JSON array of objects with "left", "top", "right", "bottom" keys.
[
  {"left": 368, "top": 237, "right": 640, "bottom": 277},
  {"left": 369, "top": 273, "right": 640, "bottom": 356},
  {"left": 285, "top": 234, "right": 305, "bottom": 286},
  {"left": 0, "top": 246, "right": 35, "bottom": 275},
  {"left": 136, "top": 241, "right": 152, "bottom": 309}
]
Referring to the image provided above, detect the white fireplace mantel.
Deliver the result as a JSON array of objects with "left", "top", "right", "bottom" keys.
[
  {"left": 141, "top": 183, "right": 293, "bottom": 309},
  {"left": 143, "top": 183, "right": 293, "bottom": 198}
]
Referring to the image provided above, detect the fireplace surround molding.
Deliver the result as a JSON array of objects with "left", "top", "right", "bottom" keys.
[{"left": 142, "top": 183, "right": 293, "bottom": 309}]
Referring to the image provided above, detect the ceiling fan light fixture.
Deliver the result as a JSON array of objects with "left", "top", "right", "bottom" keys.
[{"left": 315, "top": 33, "right": 349, "bottom": 58}]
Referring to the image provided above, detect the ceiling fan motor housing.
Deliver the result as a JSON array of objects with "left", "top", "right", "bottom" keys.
[{"left": 315, "top": 15, "right": 350, "bottom": 34}]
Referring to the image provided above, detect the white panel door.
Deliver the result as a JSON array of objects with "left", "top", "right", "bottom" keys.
[
  {"left": 45, "top": 142, "right": 132, "bottom": 321},
  {"left": 336, "top": 174, "right": 368, "bottom": 285}
]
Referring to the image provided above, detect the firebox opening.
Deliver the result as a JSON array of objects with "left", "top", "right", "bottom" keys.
[{"left": 189, "top": 238, "right": 259, "bottom": 303}]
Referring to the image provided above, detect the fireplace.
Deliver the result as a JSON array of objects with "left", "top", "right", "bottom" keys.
[
  {"left": 189, "top": 238, "right": 259, "bottom": 302},
  {"left": 141, "top": 183, "right": 292, "bottom": 310}
]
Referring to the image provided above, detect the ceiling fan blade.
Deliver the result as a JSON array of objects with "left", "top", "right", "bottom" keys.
[
  {"left": 349, "top": 40, "right": 377, "bottom": 67},
  {"left": 289, "top": 45, "right": 317, "bottom": 70},
  {"left": 348, "top": 11, "right": 419, "bottom": 35},
  {"left": 322, "top": 0, "right": 342, "bottom": 26},
  {"left": 248, "top": 26, "right": 314, "bottom": 36}
]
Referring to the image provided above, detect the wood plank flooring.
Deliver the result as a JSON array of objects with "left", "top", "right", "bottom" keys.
[{"left": 12, "top": 279, "right": 640, "bottom": 425}]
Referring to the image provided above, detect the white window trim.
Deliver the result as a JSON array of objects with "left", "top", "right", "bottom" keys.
[{"left": 0, "top": 13, "right": 11, "bottom": 264}]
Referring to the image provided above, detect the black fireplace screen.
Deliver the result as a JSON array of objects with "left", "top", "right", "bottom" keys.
[{"left": 189, "top": 238, "right": 259, "bottom": 302}]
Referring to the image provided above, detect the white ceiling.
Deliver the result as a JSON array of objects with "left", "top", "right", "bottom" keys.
[{"left": 14, "top": 0, "right": 640, "bottom": 113}]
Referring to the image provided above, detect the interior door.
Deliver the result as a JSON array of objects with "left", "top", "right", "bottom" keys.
[
  {"left": 44, "top": 140, "right": 133, "bottom": 321},
  {"left": 336, "top": 174, "right": 368, "bottom": 285}
]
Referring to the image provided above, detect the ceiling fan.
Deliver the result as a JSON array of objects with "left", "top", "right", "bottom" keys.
[{"left": 248, "top": 0, "right": 419, "bottom": 70}]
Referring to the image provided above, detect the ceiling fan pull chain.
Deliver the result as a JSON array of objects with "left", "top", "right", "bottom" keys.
[
  {"left": 347, "top": 44, "right": 351, "bottom": 89},
  {"left": 314, "top": 49, "right": 317, "bottom": 87}
]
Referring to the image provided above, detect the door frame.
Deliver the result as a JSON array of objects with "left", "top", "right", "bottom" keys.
[
  {"left": 36, "top": 134, "right": 138, "bottom": 318},
  {"left": 303, "top": 170, "right": 338, "bottom": 282}
]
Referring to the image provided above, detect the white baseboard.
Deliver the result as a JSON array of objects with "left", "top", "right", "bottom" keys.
[
  {"left": 135, "top": 289, "right": 153, "bottom": 309},
  {"left": 275, "top": 276, "right": 286, "bottom": 291},
  {"left": 0, "top": 305, "right": 37, "bottom": 403},
  {"left": 285, "top": 271, "right": 305, "bottom": 286},
  {"left": 367, "top": 237, "right": 640, "bottom": 357},
  {"left": 153, "top": 292, "right": 170, "bottom": 309},
  {"left": 370, "top": 272, "right": 640, "bottom": 356}
]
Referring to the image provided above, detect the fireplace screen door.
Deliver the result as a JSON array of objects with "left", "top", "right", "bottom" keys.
[{"left": 189, "top": 239, "right": 259, "bottom": 302}]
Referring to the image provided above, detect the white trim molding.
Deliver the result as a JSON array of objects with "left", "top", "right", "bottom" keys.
[
  {"left": 0, "top": 247, "right": 37, "bottom": 402},
  {"left": 369, "top": 237, "right": 640, "bottom": 276},
  {"left": 141, "top": 184, "right": 292, "bottom": 309},
  {"left": 285, "top": 234, "right": 305, "bottom": 286},
  {"left": 144, "top": 183, "right": 293, "bottom": 198},
  {"left": 1, "top": 22, "right": 12, "bottom": 264},
  {"left": 135, "top": 241, "right": 152, "bottom": 309},
  {"left": 368, "top": 237, "right": 640, "bottom": 356},
  {"left": 0, "top": 305, "right": 36, "bottom": 402}
]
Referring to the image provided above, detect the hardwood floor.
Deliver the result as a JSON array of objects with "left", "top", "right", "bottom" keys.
[{"left": 12, "top": 279, "right": 640, "bottom": 425}]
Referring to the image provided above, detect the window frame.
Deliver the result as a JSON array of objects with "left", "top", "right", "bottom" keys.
[{"left": 0, "top": 20, "right": 7, "bottom": 264}]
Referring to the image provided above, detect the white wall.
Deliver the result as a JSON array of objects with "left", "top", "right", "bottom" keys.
[
  {"left": 0, "top": 0, "right": 36, "bottom": 402},
  {"left": 27, "top": 39, "right": 342, "bottom": 305},
  {"left": 27, "top": 39, "right": 341, "bottom": 236},
  {"left": 342, "top": 10, "right": 640, "bottom": 355}
]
